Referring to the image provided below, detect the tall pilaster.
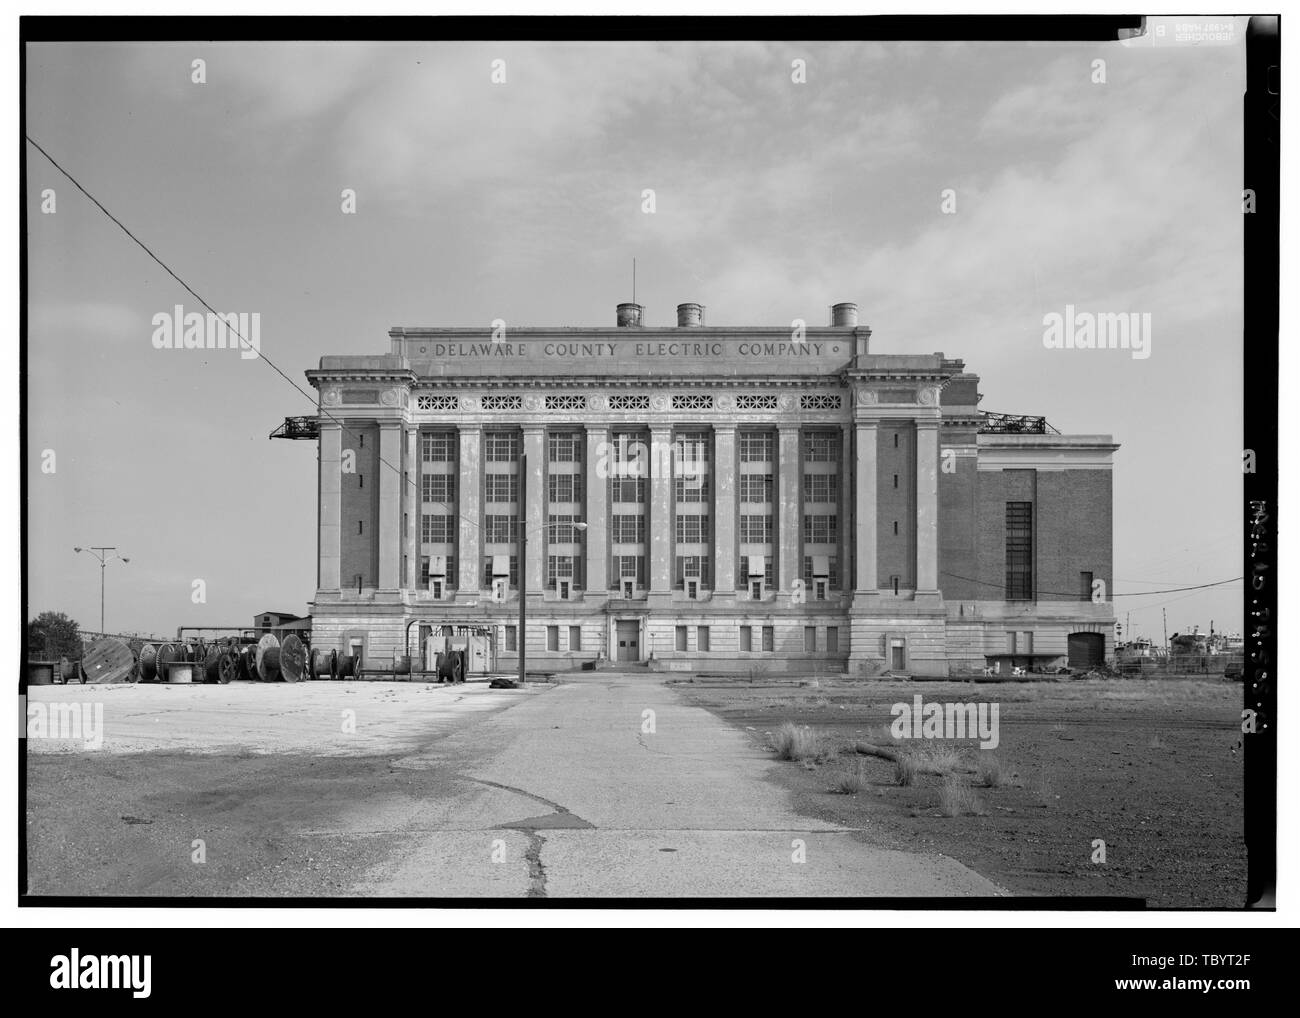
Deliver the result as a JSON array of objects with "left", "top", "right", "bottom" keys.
[
  {"left": 403, "top": 426, "right": 417, "bottom": 591},
  {"left": 522, "top": 426, "right": 546, "bottom": 595},
  {"left": 585, "top": 424, "right": 609, "bottom": 599},
  {"left": 915, "top": 418, "right": 940, "bottom": 595},
  {"left": 648, "top": 425, "right": 673, "bottom": 597},
  {"left": 777, "top": 425, "right": 801, "bottom": 601},
  {"left": 378, "top": 423, "right": 402, "bottom": 591},
  {"left": 456, "top": 425, "right": 482, "bottom": 599},
  {"left": 318, "top": 422, "right": 342, "bottom": 592},
  {"left": 854, "top": 421, "right": 878, "bottom": 596},
  {"left": 712, "top": 424, "right": 736, "bottom": 597}
]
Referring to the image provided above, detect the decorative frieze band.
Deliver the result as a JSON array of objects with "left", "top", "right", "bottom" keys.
[{"left": 406, "top": 389, "right": 847, "bottom": 414}]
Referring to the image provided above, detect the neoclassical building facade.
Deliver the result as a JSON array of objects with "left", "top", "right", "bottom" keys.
[{"left": 303, "top": 302, "right": 1118, "bottom": 676}]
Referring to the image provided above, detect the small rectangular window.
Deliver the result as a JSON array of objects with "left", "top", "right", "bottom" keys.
[
  {"left": 358, "top": 473, "right": 364, "bottom": 488},
  {"left": 804, "top": 626, "right": 817, "bottom": 652},
  {"left": 762, "top": 625, "right": 774, "bottom": 652},
  {"left": 675, "top": 625, "right": 688, "bottom": 652},
  {"left": 569, "top": 626, "right": 581, "bottom": 651},
  {"left": 505, "top": 626, "right": 517, "bottom": 652},
  {"left": 697, "top": 626, "right": 710, "bottom": 652},
  {"left": 546, "top": 625, "right": 559, "bottom": 651},
  {"left": 893, "top": 520, "right": 899, "bottom": 535},
  {"left": 893, "top": 474, "right": 899, "bottom": 488},
  {"left": 358, "top": 520, "right": 364, "bottom": 535},
  {"left": 739, "top": 626, "right": 752, "bottom": 652},
  {"left": 827, "top": 627, "right": 839, "bottom": 654}
]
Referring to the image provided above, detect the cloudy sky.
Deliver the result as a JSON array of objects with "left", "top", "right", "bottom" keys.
[{"left": 25, "top": 32, "right": 1246, "bottom": 642}]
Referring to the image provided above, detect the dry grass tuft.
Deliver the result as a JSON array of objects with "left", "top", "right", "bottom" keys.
[
  {"left": 976, "top": 752, "right": 1006, "bottom": 788},
  {"left": 834, "top": 759, "right": 868, "bottom": 794},
  {"left": 939, "top": 774, "right": 985, "bottom": 817},
  {"left": 773, "top": 722, "right": 833, "bottom": 763}
]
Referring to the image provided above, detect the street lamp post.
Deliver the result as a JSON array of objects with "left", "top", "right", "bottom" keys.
[
  {"left": 74, "top": 546, "right": 129, "bottom": 636},
  {"left": 516, "top": 452, "right": 585, "bottom": 686}
]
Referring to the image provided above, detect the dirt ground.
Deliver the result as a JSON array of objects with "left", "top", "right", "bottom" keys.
[{"left": 672, "top": 675, "right": 1247, "bottom": 908}]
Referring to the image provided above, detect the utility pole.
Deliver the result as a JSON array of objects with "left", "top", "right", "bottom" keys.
[
  {"left": 74, "top": 546, "right": 129, "bottom": 635},
  {"left": 1163, "top": 608, "right": 1169, "bottom": 655}
]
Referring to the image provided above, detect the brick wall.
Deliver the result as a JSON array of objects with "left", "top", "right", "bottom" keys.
[
  {"left": 876, "top": 423, "right": 915, "bottom": 589},
  {"left": 340, "top": 422, "right": 379, "bottom": 588}
]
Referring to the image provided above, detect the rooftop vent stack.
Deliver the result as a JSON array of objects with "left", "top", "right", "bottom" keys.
[
  {"left": 830, "top": 302, "right": 859, "bottom": 327},
  {"left": 616, "top": 302, "right": 644, "bottom": 327},
  {"left": 676, "top": 302, "right": 704, "bottom": 327}
]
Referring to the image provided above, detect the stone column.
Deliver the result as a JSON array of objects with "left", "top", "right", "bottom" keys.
[
  {"left": 318, "top": 422, "right": 342, "bottom": 591},
  {"left": 456, "top": 426, "right": 482, "bottom": 599},
  {"left": 712, "top": 425, "right": 736, "bottom": 596},
  {"left": 378, "top": 423, "right": 402, "bottom": 591},
  {"left": 777, "top": 425, "right": 801, "bottom": 601},
  {"left": 522, "top": 426, "right": 546, "bottom": 595},
  {"left": 916, "top": 418, "right": 940, "bottom": 593},
  {"left": 854, "top": 421, "right": 878, "bottom": 595},
  {"left": 840, "top": 425, "right": 853, "bottom": 594},
  {"left": 648, "top": 425, "right": 673, "bottom": 597},
  {"left": 585, "top": 424, "right": 609, "bottom": 599},
  {"left": 404, "top": 426, "right": 418, "bottom": 591}
]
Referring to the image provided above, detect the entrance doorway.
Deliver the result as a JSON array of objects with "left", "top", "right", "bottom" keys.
[
  {"left": 1068, "top": 632, "right": 1104, "bottom": 668},
  {"left": 891, "top": 640, "right": 906, "bottom": 670},
  {"left": 616, "top": 620, "right": 639, "bottom": 662}
]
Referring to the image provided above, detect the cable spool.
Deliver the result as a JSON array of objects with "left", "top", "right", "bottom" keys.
[
  {"left": 238, "top": 644, "right": 258, "bottom": 681},
  {"left": 309, "top": 647, "right": 336, "bottom": 680},
  {"left": 81, "top": 638, "right": 136, "bottom": 684},
  {"left": 204, "top": 646, "right": 238, "bottom": 684},
  {"left": 278, "top": 634, "right": 306, "bottom": 683},
  {"left": 138, "top": 644, "right": 158, "bottom": 683},
  {"left": 255, "top": 633, "right": 280, "bottom": 682},
  {"left": 155, "top": 643, "right": 180, "bottom": 682},
  {"left": 335, "top": 654, "right": 358, "bottom": 680}
]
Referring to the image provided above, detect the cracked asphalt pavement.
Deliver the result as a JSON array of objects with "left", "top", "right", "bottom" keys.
[{"left": 350, "top": 675, "right": 1002, "bottom": 898}]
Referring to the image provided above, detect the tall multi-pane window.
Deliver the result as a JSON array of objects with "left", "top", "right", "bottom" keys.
[
  {"left": 740, "top": 515, "right": 773, "bottom": 542},
  {"left": 548, "top": 431, "right": 581, "bottom": 462},
  {"left": 675, "top": 555, "right": 711, "bottom": 588},
  {"left": 422, "top": 474, "right": 455, "bottom": 503},
  {"left": 802, "top": 432, "right": 837, "bottom": 461},
  {"left": 739, "top": 474, "right": 773, "bottom": 502},
  {"left": 1006, "top": 502, "right": 1034, "bottom": 600},
  {"left": 548, "top": 514, "right": 580, "bottom": 543},
  {"left": 611, "top": 477, "right": 647, "bottom": 502},
  {"left": 485, "top": 432, "right": 519, "bottom": 461},
  {"left": 740, "top": 432, "right": 773, "bottom": 461},
  {"left": 421, "top": 514, "right": 454, "bottom": 543},
  {"left": 739, "top": 430, "right": 775, "bottom": 597},
  {"left": 422, "top": 432, "right": 455, "bottom": 462},
  {"left": 548, "top": 474, "right": 582, "bottom": 502},
  {"left": 675, "top": 515, "right": 710, "bottom": 543},
  {"left": 612, "top": 514, "right": 646, "bottom": 543},
  {"left": 802, "top": 428, "right": 841, "bottom": 590},
  {"left": 485, "top": 515, "right": 518, "bottom": 543},
  {"left": 485, "top": 474, "right": 518, "bottom": 502}
]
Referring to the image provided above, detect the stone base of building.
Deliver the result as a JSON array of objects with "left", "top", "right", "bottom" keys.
[{"left": 307, "top": 591, "right": 1115, "bottom": 678}]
